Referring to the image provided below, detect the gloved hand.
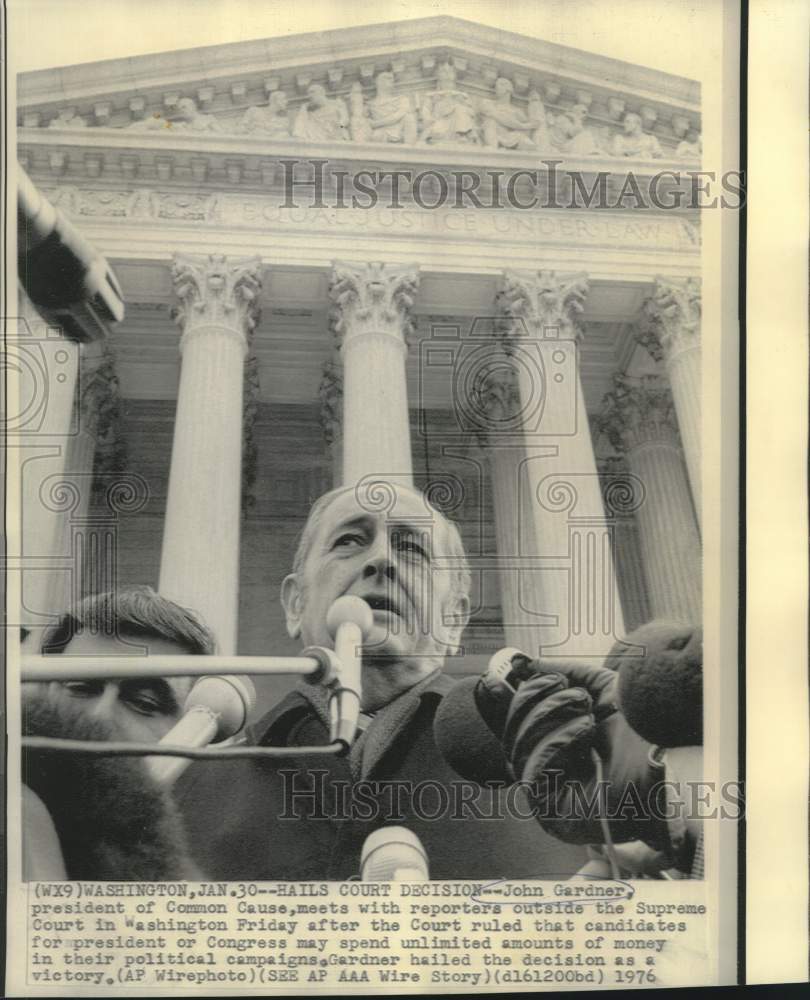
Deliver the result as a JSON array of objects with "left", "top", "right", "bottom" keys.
[{"left": 501, "top": 658, "right": 672, "bottom": 852}]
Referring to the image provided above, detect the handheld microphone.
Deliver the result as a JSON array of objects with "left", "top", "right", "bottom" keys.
[
  {"left": 147, "top": 674, "right": 256, "bottom": 786},
  {"left": 615, "top": 625, "right": 702, "bottom": 748},
  {"left": 433, "top": 647, "right": 533, "bottom": 783},
  {"left": 360, "top": 827, "right": 429, "bottom": 881},
  {"left": 325, "top": 596, "right": 373, "bottom": 750}
]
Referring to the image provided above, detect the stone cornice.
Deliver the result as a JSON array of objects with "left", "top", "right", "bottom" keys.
[
  {"left": 18, "top": 127, "right": 702, "bottom": 194},
  {"left": 17, "top": 18, "right": 700, "bottom": 119}
]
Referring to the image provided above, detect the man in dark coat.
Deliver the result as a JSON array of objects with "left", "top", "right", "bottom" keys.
[{"left": 176, "top": 484, "right": 586, "bottom": 880}]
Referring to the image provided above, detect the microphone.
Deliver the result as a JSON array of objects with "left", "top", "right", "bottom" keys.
[
  {"left": 325, "top": 596, "right": 373, "bottom": 750},
  {"left": 360, "top": 827, "right": 429, "bottom": 881},
  {"left": 18, "top": 165, "right": 124, "bottom": 342},
  {"left": 147, "top": 674, "right": 256, "bottom": 786},
  {"left": 615, "top": 625, "right": 702, "bottom": 748},
  {"left": 433, "top": 647, "right": 533, "bottom": 783}
]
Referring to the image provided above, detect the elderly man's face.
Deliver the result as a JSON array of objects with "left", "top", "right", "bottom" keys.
[
  {"left": 282, "top": 488, "right": 469, "bottom": 710},
  {"left": 26, "top": 633, "right": 194, "bottom": 742}
]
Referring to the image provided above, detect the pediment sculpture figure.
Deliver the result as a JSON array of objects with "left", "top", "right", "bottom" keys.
[
  {"left": 417, "top": 63, "right": 479, "bottom": 145},
  {"left": 549, "top": 103, "right": 602, "bottom": 155},
  {"left": 48, "top": 108, "right": 88, "bottom": 129},
  {"left": 479, "top": 78, "right": 549, "bottom": 150},
  {"left": 611, "top": 111, "right": 662, "bottom": 158},
  {"left": 292, "top": 84, "right": 350, "bottom": 142},
  {"left": 238, "top": 91, "right": 291, "bottom": 138},
  {"left": 172, "top": 97, "right": 223, "bottom": 133},
  {"left": 127, "top": 96, "right": 222, "bottom": 133},
  {"left": 358, "top": 71, "right": 418, "bottom": 145},
  {"left": 676, "top": 132, "right": 702, "bottom": 159}
]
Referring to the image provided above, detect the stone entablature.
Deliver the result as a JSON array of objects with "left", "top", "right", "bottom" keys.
[
  {"left": 18, "top": 127, "right": 702, "bottom": 212},
  {"left": 34, "top": 184, "right": 699, "bottom": 253},
  {"left": 21, "top": 73, "right": 701, "bottom": 163},
  {"left": 18, "top": 18, "right": 701, "bottom": 161}
]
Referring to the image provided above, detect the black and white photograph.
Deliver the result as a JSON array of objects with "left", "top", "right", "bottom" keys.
[{"left": 4, "top": 0, "right": 806, "bottom": 993}]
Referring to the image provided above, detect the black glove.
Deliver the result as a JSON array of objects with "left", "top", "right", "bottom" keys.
[{"left": 502, "top": 659, "right": 672, "bottom": 852}]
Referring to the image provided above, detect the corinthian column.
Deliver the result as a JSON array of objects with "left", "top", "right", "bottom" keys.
[
  {"left": 159, "top": 253, "right": 262, "bottom": 653},
  {"left": 598, "top": 374, "right": 702, "bottom": 622},
  {"left": 473, "top": 360, "right": 556, "bottom": 653},
  {"left": 640, "top": 276, "right": 702, "bottom": 525},
  {"left": 497, "top": 270, "right": 624, "bottom": 658},
  {"left": 597, "top": 455, "right": 651, "bottom": 632},
  {"left": 329, "top": 261, "right": 419, "bottom": 486}
]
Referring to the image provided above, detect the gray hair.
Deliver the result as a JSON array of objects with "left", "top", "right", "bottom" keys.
[
  {"left": 39, "top": 586, "right": 216, "bottom": 655},
  {"left": 291, "top": 485, "right": 471, "bottom": 607}
]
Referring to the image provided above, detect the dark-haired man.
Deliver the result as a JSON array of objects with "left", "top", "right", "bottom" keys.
[
  {"left": 22, "top": 586, "right": 215, "bottom": 880},
  {"left": 24, "top": 585, "right": 214, "bottom": 741}
]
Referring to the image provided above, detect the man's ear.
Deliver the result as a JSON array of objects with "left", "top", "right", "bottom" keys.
[
  {"left": 280, "top": 574, "right": 304, "bottom": 640},
  {"left": 444, "top": 593, "right": 470, "bottom": 654}
]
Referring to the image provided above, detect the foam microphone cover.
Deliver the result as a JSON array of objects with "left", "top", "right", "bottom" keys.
[
  {"left": 360, "top": 827, "right": 429, "bottom": 881},
  {"left": 433, "top": 676, "right": 511, "bottom": 783},
  {"left": 616, "top": 627, "right": 703, "bottom": 747}
]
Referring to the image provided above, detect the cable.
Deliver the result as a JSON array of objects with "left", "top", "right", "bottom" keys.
[
  {"left": 22, "top": 736, "right": 347, "bottom": 759},
  {"left": 591, "top": 747, "right": 622, "bottom": 880}
]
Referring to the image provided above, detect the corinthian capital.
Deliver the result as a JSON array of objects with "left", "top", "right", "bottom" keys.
[
  {"left": 597, "top": 373, "right": 680, "bottom": 453},
  {"left": 497, "top": 269, "right": 588, "bottom": 346},
  {"left": 329, "top": 261, "right": 419, "bottom": 347},
  {"left": 171, "top": 253, "right": 262, "bottom": 349},
  {"left": 642, "top": 276, "right": 701, "bottom": 360}
]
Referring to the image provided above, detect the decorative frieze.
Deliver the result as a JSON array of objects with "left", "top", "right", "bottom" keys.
[{"left": 27, "top": 71, "right": 701, "bottom": 161}]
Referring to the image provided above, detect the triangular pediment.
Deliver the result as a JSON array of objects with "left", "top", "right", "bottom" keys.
[{"left": 17, "top": 16, "right": 700, "bottom": 161}]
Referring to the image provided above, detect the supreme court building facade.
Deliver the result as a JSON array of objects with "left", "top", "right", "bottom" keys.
[{"left": 16, "top": 16, "right": 703, "bottom": 712}]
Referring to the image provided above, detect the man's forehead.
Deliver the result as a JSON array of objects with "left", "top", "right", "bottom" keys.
[{"left": 316, "top": 487, "right": 441, "bottom": 535}]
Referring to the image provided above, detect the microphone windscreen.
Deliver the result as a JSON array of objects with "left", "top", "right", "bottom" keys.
[
  {"left": 361, "top": 826, "right": 429, "bottom": 881},
  {"left": 616, "top": 624, "right": 703, "bottom": 747},
  {"left": 184, "top": 674, "right": 256, "bottom": 741},
  {"left": 433, "top": 677, "right": 511, "bottom": 783}
]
